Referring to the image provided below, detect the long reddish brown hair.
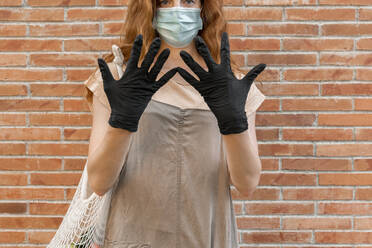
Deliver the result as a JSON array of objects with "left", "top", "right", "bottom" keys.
[{"left": 98, "top": 0, "right": 244, "bottom": 75}]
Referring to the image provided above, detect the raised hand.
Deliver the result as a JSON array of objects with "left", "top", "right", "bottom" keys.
[
  {"left": 177, "top": 32, "right": 266, "bottom": 135},
  {"left": 97, "top": 34, "right": 177, "bottom": 132}
]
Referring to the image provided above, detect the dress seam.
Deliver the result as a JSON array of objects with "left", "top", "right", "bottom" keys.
[{"left": 176, "top": 109, "right": 186, "bottom": 248}]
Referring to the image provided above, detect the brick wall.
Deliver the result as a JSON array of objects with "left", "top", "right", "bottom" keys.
[{"left": 0, "top": 0, "right": 371, "bottom": 247}]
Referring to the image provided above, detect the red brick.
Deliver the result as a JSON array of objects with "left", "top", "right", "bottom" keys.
[
  {"left": 356, "top": 69, "right": 372, "bottom": 81},
  {"left": 245, "top": 202, "right": 314, "bottom": 215},
  {"left": 284, "top": 69, "right": 353, "bottom": 81},
  {"left": 355, "top": 218, "right": 372, "bottom": 229},
  {"left": 29, "top": 203, "right": 69, "bottom": 215},
  {"left": 283, "top": 128, "right": 353, "bottom": 141},
  {"left": 318, "top": 114, "right": 372, "bottom": 126},
  {"left": 230, "top": 38, "right": 281, "bottom": 51},
  {"left": 286, "top": 8, "right": 355, "bottom": 21},
  {"left": 261, "top": 158, "right": 279, "bottom": 170},
  {"left": 248, "top": 24, "right": 318, "bottom": 36},
  {"left": 283, "top": 217, "right": 351, "bottom": 229},
  {"left": 355, "top": 159, "right": 372, "bottom": 171},
  {"left": 322, "top": 24, "right": 372, "bottom": 36},
  {"left": 355, "top": 99, "right": 372, "bottom": 111},
  {"left": 0, "top": 0, "right": 22, "bottom": 6},
  {"left": 319, "top": 173, "right": 372, "bottom": 185},
  {"left": 29, "top": 113, "right": 92, "bottom": 126},
  {"left": 283, "top": 188, "right": 353, "bottom": 200},
  {"left": 256, "top": 114, "right": 316, "bottom": 126},
  {"left": 0, "top": 39, "right": 62, "bottom": 52},
  {"left": 246, "top": 0, "right": 316, "bottom": 5},
  {"left": 0, "top": 128, "right": 60, "bottom": 140},
  {"left": 316, "top": 232, "right": 372, "bottom": 244},
  {"left": 320, "top": 0, "right": 372, "bottom": 5},
  {"left": 0, "top": 99, "right": 59, "bottom": 111},
  {"left": 282, "top": 158, "right": 352, "bottom": 170},
  {"left": 0, "top": 24, "right": 26, "bottom": 36},
  {"left": 357, "top": 38, "right": 372, "bottom": 50},
  {"left": 242, "top": 231, "right": 312, "bottom": 243},
  {"left": 0, "top": 203, "right": 27, "bottom": 214},
  {"left": 27, "top": 0, "right": 96, "bottom": 6},
  {"left": 0, "top": 158, "right": 61, "bottom": 171},
  {"left": 322, "top": 83, "right": 372, "bottom": 95},
  {"left": 0, "top": 55, "right": 27, "bottom": 68},
  {"left": 247, "top": 53, "right": 316, "bottom": 65},
  {"left": 284, "top": 38, "right": 354, "bottom": 51},
  {"left": 29, "top": 143, "right": 88, "bottom": 156},
  {"left": 31, "top": 54, "right": 97, "bottom": 66},
  {"left": 259, "top": 144, "right": 314, "bottom": 156},
  {"left": 356, "top": 128, "right": 372, "bottom": 141},
  {"left": 259, "top": 173, "right": 316, "bottom": 186},
  {"left": 282, "top": 99, "right": 352, "bottom": 111},
  {"left": 67, "top": 8, "right": 126, "bottom": 21},
  {"left": 0, "top": 83, "right": 27, "bottom": 95},
  {"left": 98, "top": 0, "right": 128, "bottom": 5},
  {"left": 256, "top": 128, "right": 279, "bottom": 141},
  {"left": 320, "top": 53, "right": 372, "bottom": 66},
  {"left": 224, "top": 8, "right": 282, "bottom": 20},
  {"left": 0, "top": 217, "right": 61, "bottom": 229},
  {"left": 260, "top": 84, "right": 319, "bottom": 96},
  {"left": 29, "top": 24, "right": 99, "bottom": 36},
  {"left": 356, "top": 188, "right": 372, "bottom": 200},
  {"left": 237, "top": 217, "right": 280, "bottom": 229},
  {"left": 64, "top": 38, "right": 120, "bottom": 51},
  {"left": 0, "top": 9, "right": 64, "bottom": 21},
  {"left": 0, "top": 231, "right": 25, "bottom": 243},
  {"left": 318, "top": 202, "right": 372, "bottom": 215}
]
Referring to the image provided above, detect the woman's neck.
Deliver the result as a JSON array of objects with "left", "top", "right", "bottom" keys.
[{"left": 159, "top": 40, "right": 207, "bottom": 70}]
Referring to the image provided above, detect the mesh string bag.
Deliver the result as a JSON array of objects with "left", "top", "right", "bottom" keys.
[
  {"left": 47, "top": 159, "right": 121, "bottom": 248},
  {"left": 48, "top": 46, "right": 125, "bottom": 248},
  {"left": 47, "top": 45, "right": 125, "bottom": 248}
]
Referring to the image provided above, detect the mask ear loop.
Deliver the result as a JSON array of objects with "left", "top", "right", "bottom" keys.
[{"left": 152, "top": 10, "right": 161, "bottom": 41}]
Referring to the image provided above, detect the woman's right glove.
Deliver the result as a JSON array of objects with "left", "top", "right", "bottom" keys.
[{"left": 97, "top": 34, "right": 177, "bottom": 132}]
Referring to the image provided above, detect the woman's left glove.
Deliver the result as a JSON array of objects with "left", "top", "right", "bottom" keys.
[{"left": 177, "top": 32, "right": 266, "bottom": 135}]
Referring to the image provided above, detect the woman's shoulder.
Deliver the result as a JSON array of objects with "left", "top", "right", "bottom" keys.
[{"left": 83, "top": 60, "right": 125, "bottom": 112}]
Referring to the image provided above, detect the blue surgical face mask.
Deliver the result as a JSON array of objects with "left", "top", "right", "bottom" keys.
[{"left": 152, "top": 7, "right": 203, "bottom": 48}]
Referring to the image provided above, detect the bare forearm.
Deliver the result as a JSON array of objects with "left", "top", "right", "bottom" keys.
[
  {"left": 222, "top": 129, "right": 261, "bottom": 196},
  {"left": 87, "top": 126, "right": 133, "bottom": 196}
]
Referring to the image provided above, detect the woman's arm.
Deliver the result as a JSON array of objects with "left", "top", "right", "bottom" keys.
[
  {"left": 87, "top": 93, "right": 134, "bottom": 196},
  {"left": 223, "top": 111, "right": 261, "bottom": 197}
]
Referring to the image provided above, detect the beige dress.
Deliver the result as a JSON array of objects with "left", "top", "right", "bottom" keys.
[{"left": 83, "top": 62, "right": 266, "bottom": 248}]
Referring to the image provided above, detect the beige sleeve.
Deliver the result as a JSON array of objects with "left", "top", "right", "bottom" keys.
[
  {"left": 83, "top": 62, "right": 120, "bottom": 113},
  {"left": 235, "top": 72, "right": 266, "bottom": 116},
  {"left": 245, "top": 83, "right": 266, "bottom": 116}
]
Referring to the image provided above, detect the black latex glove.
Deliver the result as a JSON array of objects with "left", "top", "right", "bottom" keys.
[
  {"left": 97, "top": 34, "right": 177, "bottom": 132},
  {"left": 177, "top": 32, "right": 266, "bottom": 135}
]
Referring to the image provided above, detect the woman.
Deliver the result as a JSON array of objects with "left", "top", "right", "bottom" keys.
[{"left": 83, "top": 0, "right": 266, "bottom": 247}]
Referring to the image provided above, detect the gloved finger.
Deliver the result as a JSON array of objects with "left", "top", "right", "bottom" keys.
[
  {"left": 149, "top": 48, "right": 170, "bottom": 82},
  {"left": 177, "top": 67, "right": 199, "bottom": 87},
  {"left": 140, "top": 37, "right": 161, "bottom": 71},
  {"left": 194, "top": 35, "right": 216, "bottom": 72},
  {"left": 180, "top": 50, "right": 207, "bottom": 77},
  {"left": 156, "top": 68, "right": 178, "bottom": 88},
  {"left": 220, "top": 32, "right": 231, "bottom": 68},
  {"left": 243, "top": 63, "right": 266, "bottom": 82},
  {"left": 126, "top": 34, "right": 143, "bottom": 70},
  {"left": 97, "top": 58, "right": 115, "bottom": 88}
]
